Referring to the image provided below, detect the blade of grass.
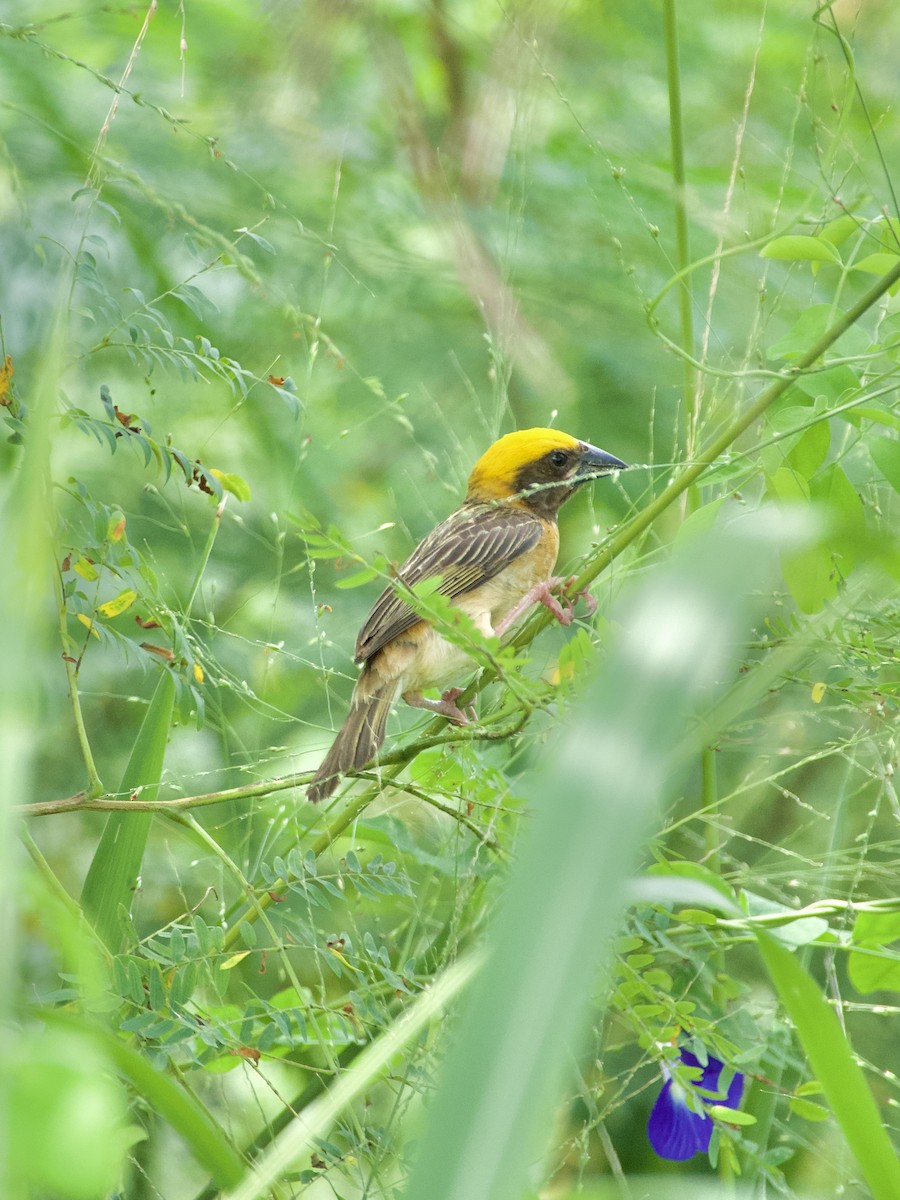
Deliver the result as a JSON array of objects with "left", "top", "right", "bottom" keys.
[
  {"left": 399, "top": 513, "right": 782, "bottom": 1200},
  {"left": 190, "top": 1045, "right": 362, "bottom": 1200},
  {"left": 220, "top": 951, "right": 482, "bottom": 1200},
  {"left": 756, "top": 930, "right": 900, "bottom": 1200},
  {"left": 0, "top": 307, "right": 63, "bottom": 1198},
  {"left": 41, "top": 1009, "right": 244, "bottom": 1190},
  {"left": 80, "top": 498, "right": 223, "bottom": 949},
  {"left": 80, "top": 669, "right": 175, "bottom": 949},
  {"left": 662, "top": 0, "right": 698, "bottom": 462}
]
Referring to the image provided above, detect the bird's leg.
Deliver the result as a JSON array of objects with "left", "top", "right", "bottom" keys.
[
  {"left": 403, "top": 688, "right": 474, "bottom": 726},
  {"left": 495, "top": 576, "right": 597, "bottom": 636}
]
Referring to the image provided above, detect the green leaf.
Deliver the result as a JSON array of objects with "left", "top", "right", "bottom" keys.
[
  {"left": 767, "top": 306, "right": 869, "bottom": 362},
  {"left": 848, "top": 910, "right": 900, "bottom": 993},
  {"left": 645, "top": 859, "right": 738, "bottom": 903},
  {"left": 757, "top": 931, "right": 900, "bottom": 1200},
  {"left": 709, "top": 1104, "right": 756, "bottom": 1126},
  {"left": 208, "top": 469, "right": 251, "bottom": 502},
  {"left": 795, "top": 1079, "right": 825, "bottom": 1096},
  {"left": 787, "top": 421, "right": 830, "bottom": 479},
  {"left": 791, "top": 364, "right": 859, "bottom": 406},
  {"left": 852, "top": 252, "right": 900, "bottom": 276},
  {"left": 761, "top": 408, "right": 830, "bottom": 479},
  {"left": 81, "top": 671, "right": 175, "bottom": 949},
  {"left": 766, "top": 464, "right": 865, "bottom": 613},
  {"left": 852, "top": 910, "right": 900, "bottom": 944},
  {"left": 869, "top": 436, "right": 900, "bottom": 493},
  {"left": 236, "top": 227, "right": 276, "bottom": 255},
  {"left": 334, "top": 564, "right": 382, "bottom": 589},
  {"left": 789, "top": 1096, "right": 831, "bottom": 1122},
  {"left": 818, "top": 214, "right": 860, "bottom": 247},
  {"left": 675, "top": 907, "right": 719, "bottom": 926},
  {"left": 742, "top": 891, "right": 830, "bottom": 947},
  {"left": 761, "top": 235, "right": 842, "bottom": 265}
]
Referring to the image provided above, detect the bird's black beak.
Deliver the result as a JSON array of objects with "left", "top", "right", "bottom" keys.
[{"left": 574, "top": 441, "right": 628, "bottom": 478}]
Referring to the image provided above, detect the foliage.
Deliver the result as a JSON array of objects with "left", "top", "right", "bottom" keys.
[{"left": 1, "top": 1, "right": 899, "bottom": 1198}]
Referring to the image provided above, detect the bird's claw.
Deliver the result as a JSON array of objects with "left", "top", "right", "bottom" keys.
[
  {"left": 539, "top": 576, "right": 596, "bottom": 626},
  {"left": 561, "top": 575, "right": 598, "bottom": 618},
  {"left": 440, "top": 687, "right": 477, "bottom": 725}
]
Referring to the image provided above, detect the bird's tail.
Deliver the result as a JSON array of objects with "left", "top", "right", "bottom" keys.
[{"left": 307, "top": 676, "right": 396, "bottom": 803}]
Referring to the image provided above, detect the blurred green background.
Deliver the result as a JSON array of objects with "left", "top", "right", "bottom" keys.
[{"left": 2, "top": 0, "right": 899, "bottom": 1197}]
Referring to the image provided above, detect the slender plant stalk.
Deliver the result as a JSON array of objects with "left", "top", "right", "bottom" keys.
[
  {"left": 186, "top": 496, "right": 227, "bottom": 611},
  {"left": 663, "top": 5, "right": 728, "bottom": 1017},
  {"left": 19, "top": 709, "right": 526, "bottom": 817},
  {"left": 220, "top": 951, "right": 484, "bottom": 1200},
  {"left": 54, "top": 564, "right": 104, "bottom": 797},
  {"left": 662, "top": 0, "right": 699, "bottom": 465},
  {"left": 165, "top": 811, "right": 309, "bottom": 995}
]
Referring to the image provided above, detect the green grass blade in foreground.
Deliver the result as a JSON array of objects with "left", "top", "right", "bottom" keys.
[
  {"left": 400, "top": 511, "right": 785, "bottom": 1200},
  {"left": 0, "top": 311, "right": 63, "bottom": 1199},
  {"left": 757, "top": 931, "right": 900, "bottom": 1200},
  {"left": 81, "top": 670, "right": 176, "bottom": 949},
  {"left": 42, "top": 1008, "right": 245, "bottom": 1190},
  {"left": 221, "top": 952, "right": 482, "bottom": 1200}
]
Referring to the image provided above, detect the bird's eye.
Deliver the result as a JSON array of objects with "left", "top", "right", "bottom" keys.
[{"left": 549, "top": 449, "right": 569, "bottom": 468}]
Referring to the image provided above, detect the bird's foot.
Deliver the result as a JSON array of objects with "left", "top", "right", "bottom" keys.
[
  {"left": 494, "top": 577, "right": 597, "bottom": 636},
  {"left": 404, "top": 688, "right": 475, "bottom": 726},
  {"left": 559, "top": 575, "right": 598, "bottom": 619},
  {"left": 440, "top": 687, "right": 478, "bottom": 724}
]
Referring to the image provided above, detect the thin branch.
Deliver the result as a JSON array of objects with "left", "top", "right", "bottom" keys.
[{"left": 20, "top": 712, "right": 529, "bottom": 818}]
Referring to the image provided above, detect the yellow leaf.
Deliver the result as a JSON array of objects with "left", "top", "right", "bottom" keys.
[
  {"left": 193, "top": 662, "right": 204, "bottom": 685},
  {"left": 0, "top": 355, "right": 13, "bottom": 406},
  {"left": 327, "top": 946, "right": 353, "bottom": 969},
  {"left": 811, "top": 681, "right": 826, "bottom": 704},
  {"left": 98, "top": 589, "right": 138, "bottom": 619},
  {"left": 77, "top": 613, "right": 100, "bottom": 639},
  {"left": 549, "top": 661, "right": 575, "bottom": 686},
  {"left": 220, "top": 951, "right": 251, "bottom": 971},
  {"left": 108, "top": 513, "right": 126, "bottom": 541},
  {"left": 72, "top": 558, "right": 100, "bottom": 581},
  {"left": 209, "top": 468, "right": 251, "bottom": 502}
]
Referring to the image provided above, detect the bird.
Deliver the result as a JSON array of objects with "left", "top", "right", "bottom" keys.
[{"left": 307, "top": 427, "right": 627, "bottom": 803}]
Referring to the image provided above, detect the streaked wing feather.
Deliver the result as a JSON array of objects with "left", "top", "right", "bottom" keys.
[{"left": 354, "top": 504, "right": 542, "bottom": 662}]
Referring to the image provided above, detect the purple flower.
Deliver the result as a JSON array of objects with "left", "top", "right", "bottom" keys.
[{"left": 648, "top": 1047, "right": 745, "bottom": 1161}]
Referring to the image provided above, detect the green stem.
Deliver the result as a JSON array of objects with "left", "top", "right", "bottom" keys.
[
  {"left": 665, "top": 0, "right": 720, "bottom": 900},
  {"left": 186, "top": 497, "right": 227, "bottom": 612},
  {"left": 167, "top": 810, "right": 308, "bottom": 996},
  {"left": 21, "top": 709, "right": 527, "bottom": 818},
  {"left": 53, "top": 563, "right": 103, "bottom": 798},
  {"left": 662, "top": 0, "right": 698, "bottom": 464},
  {"left": 701, "top": 745, "right": 729, "bottom": 1003}
]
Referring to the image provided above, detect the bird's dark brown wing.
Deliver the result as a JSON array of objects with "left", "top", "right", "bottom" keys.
[{"left": 354, "top": 502, "right": 543, "bottom": 663}]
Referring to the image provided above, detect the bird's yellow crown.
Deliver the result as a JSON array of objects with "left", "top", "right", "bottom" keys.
[{"left": 466, "top": 428, "right": 581, "bottom": 501}]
